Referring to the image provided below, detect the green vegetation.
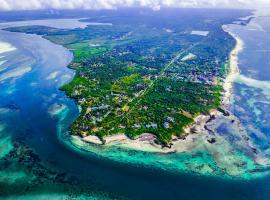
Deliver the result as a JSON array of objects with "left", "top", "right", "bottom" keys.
[
  {"left": 111, "top": 74, "right": 146, "bottom": 95},
  {"left": 68, "top": 42, "right": 108, "bottom": 62},
  {"left": 6, "top": 10, "right": 242, "bottom": 146}
]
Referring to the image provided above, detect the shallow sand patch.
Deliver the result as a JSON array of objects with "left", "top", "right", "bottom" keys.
[
  {"left": 0, "top": 62, "right": 7, "bottom": 72},
  {"left": 0, "top": 57, "right": 8, "bottom": 72},
  {"left": 0, "top": 41, "right": 16, "bottom": 54},
  {"left": 48, "top": 103, "right": 67, "bottom": 116},
  {"left": 0, "top": 123, "right": 6, "bottom": 132},
  {"left": 237, "top": 74, "right": 270, "bottom": 96},
  {"left": 0, "top": 60, "right": 7, "bottom": 66},
  {"left": 0, "top": 137, "right": 13, "bottom": 158},
  {"left": 0, "top": 66, "right": 32, "bottom": 82},
  {"left": 164, "top": 28, "right": 173, "bottom": 33},
  {"left": 191, "top": 30, "right": 209, "bottom": 36},
  {"left": 46, "top": 71, "right": 60, "bottom": 80},
  {"left": 0, "top": 108, "right": 11, "bottom": 114}
]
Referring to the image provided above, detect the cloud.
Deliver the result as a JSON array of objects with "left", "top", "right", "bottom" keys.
[{"left": 0, "top": 0, "right": 269, "bottom": 11}]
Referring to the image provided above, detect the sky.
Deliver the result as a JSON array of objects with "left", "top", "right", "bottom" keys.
[{"left": 0, "top": 0, "right": 269, "bottom": 11}]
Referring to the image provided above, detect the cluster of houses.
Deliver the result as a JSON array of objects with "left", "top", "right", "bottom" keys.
[
  {"left": 90, "top": 104, "right": 110, "bottom": 111},
  {"left": 131, "top": 116, "right": 176, "bottom": 130},
  {"left": 167, "top": 56, "right": 221, "bottom": 84}
]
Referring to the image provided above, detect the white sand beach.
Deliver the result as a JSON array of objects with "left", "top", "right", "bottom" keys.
[
  {"left": 222, "top": 25, "right": 244, "bottom": 107},
  {"left": 83, "top": 135, "right": 103, "bottom": 145}
]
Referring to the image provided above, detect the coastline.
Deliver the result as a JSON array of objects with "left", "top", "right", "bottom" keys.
[
  {"left": 2, "top": 14, "right": 266, "bottom": 180},
  {"left": 222, "top": 25, "right": 244, "bottom": 107},
  {"left": 1, "top": 13, "right": 270, "bottom": 199},
  {"left": 74, "top": 25, "right": 244, "bottom": 154}
]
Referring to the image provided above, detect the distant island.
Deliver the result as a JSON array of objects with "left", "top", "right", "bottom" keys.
[{"left": 6, "top": 8, "right": 252, "bottom": 149}]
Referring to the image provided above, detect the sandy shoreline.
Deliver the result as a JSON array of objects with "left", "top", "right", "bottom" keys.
[
  {"left": 74, "top": 25, "right": 244, "bottom": 154},
  {"left": 222, "top": 25, "right": 244, "bottom": 107}
]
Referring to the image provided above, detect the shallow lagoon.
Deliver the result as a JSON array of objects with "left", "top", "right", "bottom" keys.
[{"left": 0, "top": 17, "right": 270, "bottom": 199}]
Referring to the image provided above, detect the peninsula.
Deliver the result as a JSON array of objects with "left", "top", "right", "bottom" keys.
[{"left": 5, "top": 8, "right": 252, "bottom": 148}]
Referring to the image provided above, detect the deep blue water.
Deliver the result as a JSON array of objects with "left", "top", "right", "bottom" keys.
[{"left": 0, "top": 16, "right": 270, "bottom": 199}]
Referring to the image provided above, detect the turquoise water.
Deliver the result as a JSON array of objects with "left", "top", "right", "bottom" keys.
[
  {"left": 229, "top": 14, "right": 270, "bottom": 168},
  {"left": 0, "top": 16, "right": 270, "bottom": 199}
]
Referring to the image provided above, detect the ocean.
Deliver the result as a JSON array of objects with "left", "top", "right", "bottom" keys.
[{"left": 0, "top": 13, "right": 270, "bottom": 200}]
